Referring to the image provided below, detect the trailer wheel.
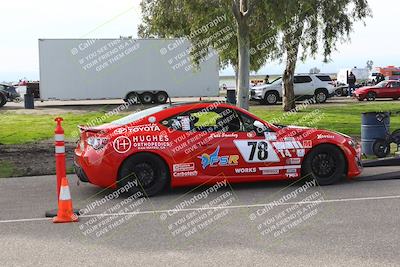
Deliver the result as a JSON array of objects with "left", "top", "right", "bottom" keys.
[
  {"left": 126, "top": 92, "right": 140, "bottom": 104},
  {"left": 140, "top": 92, "right": 154, "bottom": 104},
  {"left": 0, "top": 93, "right": 7, "bottom": 108},
  {"left": 155, "top": 92, "right": 168, "bottom": 104}
]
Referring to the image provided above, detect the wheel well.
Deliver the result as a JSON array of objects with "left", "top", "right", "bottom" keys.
[
  {"left": 117, "top": 151, "right": 171, "bottom": 186},
  {"left": 264, "top": 90, "right": 280, "bottom": 97},
  {"left": 315, "top": 88, "right": 328, "bottom": 94},
  {"left": 302, "top": 143, "right": 348, "bottom": 175}
]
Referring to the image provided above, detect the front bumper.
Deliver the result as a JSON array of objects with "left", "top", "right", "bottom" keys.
[{"left": 250, "top": 90, "right": 263, "bottom": 100}]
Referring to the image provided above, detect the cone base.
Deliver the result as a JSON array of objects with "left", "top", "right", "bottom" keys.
[
  {"left": 53, "top": 214, "right": 79, "bottom": 223},
  {"left": 45, "top": 208, "right": 81, "bottom": 217}
]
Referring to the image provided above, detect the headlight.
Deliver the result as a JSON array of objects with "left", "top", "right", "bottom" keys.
[{"left": 87, "top": 137, "right": 109, "bottom": 150}]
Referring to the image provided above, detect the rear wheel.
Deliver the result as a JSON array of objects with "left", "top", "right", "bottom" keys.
[
  {"left": 372, "top": 139, "right": 390, "bottom": 158},
  {"left": 140, "top": 92, "right": 154, "bottom": 104},
  {"left": 155, "top": 91, "right": 168, "bottom": 104},
  {"left": 314, "top": 89, "right": 328, "bottom": 103},
  {"left": 118, "top": 153, "right": 169, "bottom": 197},
  {"left": 0, "top": 93, "right": 6, "bottom": 108},
  {"left": 302, "top": 144, "right": 346, "bottom": 185},
  {"left": 366, "top": 92, "right": 376, "bottom": 101}
]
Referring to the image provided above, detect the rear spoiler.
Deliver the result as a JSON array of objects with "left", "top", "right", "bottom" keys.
[{"left": 78, "top": 125, "right": 102, "bottom": 133}]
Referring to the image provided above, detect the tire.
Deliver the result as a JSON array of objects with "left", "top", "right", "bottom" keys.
[
  {"left": 372, "top": 139, "right": 390, "bottom": 158},
  {"left": 334, "top": 88, "right": 343, "bottom": 97},
  {"left": 357, "top": 97, "right": 364, "bottom": 101},
  {"left": 366, "top": 92, "right": 376, "bottom": 101},
  {"left": 126, "top": 92, "right": 140, "bottom": 104},
  {"left": 0, "top": 93, "right": 6, "bottom": 108},
  {"left": 314, "top": 89, "right": 328, "bottom": 103},
  {"left": 155, "top": 91, "right": 168, "bottom": 104},
  {"left": 262, "top": 91, "right": 279, "bottom": 105},
  {"left": 393, "top": 97, "right": 399, "bottom": 100},
  {"left": 302, "top": 144, "right": 346, "bottom": 185},
  {"left": 140, "top": 92, "right": 154, "bottom": 104},
  {"left": 118, "top": 153, "right": 169, "bottom": 197}
]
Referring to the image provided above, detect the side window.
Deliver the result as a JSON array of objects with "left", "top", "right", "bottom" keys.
[
  {"left": 294, "top": 76, "right": 312, "bottom": 84},
  {"left": 161, "top": 108, "right": 243, "bottom": 132},
  {"left": 236, "top": 111, "right": 272, "bottom": 133},
  {"left": 0, "top": 85, "right": 5, "bottom": 90}
]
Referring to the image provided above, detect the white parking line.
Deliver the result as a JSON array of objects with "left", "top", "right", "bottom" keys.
[{"left": 1, "top": 194, "right": 400, "bottom": 224}]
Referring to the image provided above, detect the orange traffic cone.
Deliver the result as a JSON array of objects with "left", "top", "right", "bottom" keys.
[{"left": 53, "top": 176, "right": 79, "bottom": 223}]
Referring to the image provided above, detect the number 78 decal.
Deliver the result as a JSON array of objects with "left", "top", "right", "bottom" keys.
[{"left": 233, "top": 140, "right": 280, "bottom": 163}]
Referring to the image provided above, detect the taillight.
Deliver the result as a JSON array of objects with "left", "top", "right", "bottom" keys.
[{"left": 87, "top": 137, "right": 109, "bottom": 150}]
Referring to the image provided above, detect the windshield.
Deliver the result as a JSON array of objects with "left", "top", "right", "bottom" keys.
[
  {"left": 374, "top": 81, "right": 388, "bottom": 88},
  {"left": 271, "top": 77, "right": 282, "bottom": 84},
  {"left": 110, "top": 104, "right": 170, "bottom": 125}
]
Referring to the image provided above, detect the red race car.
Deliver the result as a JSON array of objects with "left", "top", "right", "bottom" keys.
[
  {"left": 353, "top": 80, "right": 400, "bottom": 101},
  {"left": 74, "top": 102, "right": 362, "bottom": 196}
]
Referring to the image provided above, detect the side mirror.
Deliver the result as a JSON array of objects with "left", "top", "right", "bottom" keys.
[{"left": 253, "top": 120, "right": 268, "bottom": 134}]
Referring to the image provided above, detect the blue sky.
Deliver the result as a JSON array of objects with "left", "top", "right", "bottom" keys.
[{"left": 0, "top": 0, "right": 399, "bottom": 81}]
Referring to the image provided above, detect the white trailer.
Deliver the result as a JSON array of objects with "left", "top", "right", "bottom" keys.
[
  {"left": 336, "top": 68, "right": 369, "bottom": 85},
  {"left": 38, "top": 38, "right": 219, "bottom": 104}
]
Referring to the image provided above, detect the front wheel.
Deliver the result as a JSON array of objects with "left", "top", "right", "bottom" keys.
[
  {"left": 118, "top": 153, "right": 169, "bottom": 197},
  {"left": 372, "top": 139, "right": 390, "bottom": 158},
  {"left": 262, "top": 91, "right": 279, "bottom": 105},
  {"left": 302, "top": 144, "right": 346, "bottom": 185},
  {"left": 366, "top": 92, "right": 376, "bottom": 101}
]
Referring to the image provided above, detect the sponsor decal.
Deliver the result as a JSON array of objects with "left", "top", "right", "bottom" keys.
[
  {"left": 132, "top": 135, "right": 169, "bottom": 142},
  {"left": 286, "top": 158, "right": 301, "bottom": 165},
  {"left": 285, "top": 173, "right": 298, "bottom": 178},
  {"left": 234, "top": 139, "right": 280, "bottom": 163},
  {"left": 264, "top": 132, "right": 277, "bottom": 140},
  {"left": 286, "top": 168, "right": 297, "bottom": 173},
  {"left": 198, "top": 146, "right": 239, "bottom": 169},
  {"left": 235, "top": 167, "right": 257, "bottom": 174},
  {"left": 173, "top": 170, "right": 198, "bottom": 177},
  {"left": 296, "top": 149, "right": 305, "bottom": 157},
  {"left": 284, "top": 137, "right": 295, "bottom": 141},
  {"left": 113, "top": 136, "right": 132, "bottom": 153},
  {"left": 247, "top": 131, "right": 256, "bottom": 138},
  {"left": 317, "top": 134, "right": 335, "bottom": 139},
  {"left": 128, "top": 124, "right": 160, "bottom": 133},
  {"left": 113, "top": 128, "right": 127, "bottom": 135},
  {"left": 173, "top": 162, "right": 195, "bottom": 172},
  {"left": 148, "top": 116, "right": 156, "bottom": 123},
  {"left": 302, "top": 140, "right": 312, "bottom": 148},
  {"left": 211, "top": 132, "right": 238, "bottom": 138},
  {"left": 261, "top": 169, "right": 280, "bottom": 175}
]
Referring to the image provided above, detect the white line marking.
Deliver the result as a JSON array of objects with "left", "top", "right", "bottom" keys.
[{"left": 1, "top": 194, "right": 400, "bottom": 224}]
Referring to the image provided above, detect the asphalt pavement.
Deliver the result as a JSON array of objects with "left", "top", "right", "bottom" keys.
[{"left": 0, "top": 166, "right": 400, "bottom": 266}]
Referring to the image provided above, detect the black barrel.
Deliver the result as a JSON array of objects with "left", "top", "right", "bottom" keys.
[
  {"left": 24, "top": 87, "right": 35, "bottom": 109},
  {"left": 361, "top": 112, "right": 390, "bottom": 156},
  {"left": 226, "top": 89, "right": 236, "bottom": 104}
]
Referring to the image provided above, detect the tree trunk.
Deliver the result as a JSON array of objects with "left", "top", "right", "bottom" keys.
[
  {"left": 236, "top": 18, "right": 250, "bottom": 110},
  {"left": 282, "top": 25, "right": 302, "bottom": 112},
  {"left": 282, "top": 55, "right": 297, "bottom": 111}
]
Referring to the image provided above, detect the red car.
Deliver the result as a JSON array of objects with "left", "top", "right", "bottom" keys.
[
  {"left": 354, "top": 80, "right": 400, "bottom": 101},
  {"left": 74, "top": 102, "right": 362, "bottom": 196}
]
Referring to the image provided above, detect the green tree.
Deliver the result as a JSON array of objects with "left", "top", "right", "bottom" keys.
[
  {"left": 269, "top": 0, "right": 371, "bottom": 110},
  {"left": 138, "top": 0, "right": 279, "bottom": 110}
]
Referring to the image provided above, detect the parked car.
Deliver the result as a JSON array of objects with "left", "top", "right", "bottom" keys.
[
  {"left": 353, "top": 80, "right": 400, "bottom": 101},
  {"left": 250, "top": 74, "right": 335, "bottom": 104},
  {"left": 0, "top": 84, "right": 21, "bottom": 108},
  {"left": 74, "top": 102, "right": 362, "bottom": 196}
]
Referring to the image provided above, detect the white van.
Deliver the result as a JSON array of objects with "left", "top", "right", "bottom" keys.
[{"left": 250, "top": 74, "right": 335, "bottom": 104}]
